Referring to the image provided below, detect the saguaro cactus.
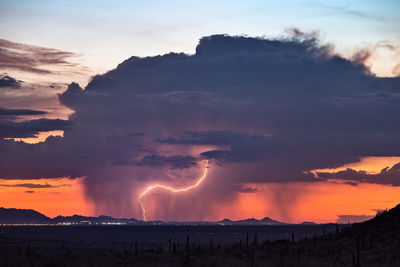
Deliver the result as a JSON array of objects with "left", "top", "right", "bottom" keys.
[
  {"left": 134, "top": 239, "right": 138, "bottom": 256},
  {"left": 357, "top": 237, "right": 361, "bottom": 267},
  {"left": 251, "top": 248, "right": 255, "bottom": 267},
  {"left": 246, "top": 231, "right": 249, "bottom": 248}
]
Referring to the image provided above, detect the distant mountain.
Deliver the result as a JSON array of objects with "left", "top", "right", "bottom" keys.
[
  {"left": 0, "top": 208, "right": 140, "bottom": 225},
  {"left": 1, "top": 207, "right": 320, "bottom": 225},
  {"left": 0, "top": 207, "right": 51, "bottom": 224},
  {"left": 51, "top": 214, "right": 139, "bottom": 225},
  {"left": 218, "top": 217, "right": 287, "bottom": 225},
  {"left": 299, "top": 221, "right": 317, "bottom": 225}
]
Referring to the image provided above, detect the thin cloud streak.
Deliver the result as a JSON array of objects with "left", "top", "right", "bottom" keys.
[
  {"left": 0, "top": 38, "right": 84, "bottom": 75},
  {"left": 0, "top": 183, "right": 56, "bottom": 188}
]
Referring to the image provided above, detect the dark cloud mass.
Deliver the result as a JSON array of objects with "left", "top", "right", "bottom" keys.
[
  {"left": 0, "top": 183, "right": 56, "bottom": 188},
  {"left": 1, "top": 33, "right": 400, "bottom": 218},
  {"left": 317, "top": 162, "right": 400, "bottom": 186},
  {"left": 0, "top": 107, "right": 47, "bottom": 116},
  {"left": 0, "top": 74, "right": 21, "bottom": 88},
  {"left": 0, "top": 118, "right": 70, "bottom": 138},
  {"left": 235, "top": 186, "right": 259, "bottom": 193},
  {"left": 136, "top": 155, "right": 197, "bottom": 169}
]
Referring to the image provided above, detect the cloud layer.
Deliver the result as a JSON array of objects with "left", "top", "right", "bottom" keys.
[
  {"left": 0, "top": 107, "right": 47, "bottom": 116},
  {"left": 1, "top": 33, "right": 399, "bottom": 218},
  {"left": 317, "top": 163, "right": 400, "bottom": 186},
  {"left": 0, "top": 39, "right": 78, "bottom": 74},
  {"left": 0, "top": 74, "right": 21, "bottom": 88},
  {"left": 0, "top": 118, "right": 70, "bottom": 138}
]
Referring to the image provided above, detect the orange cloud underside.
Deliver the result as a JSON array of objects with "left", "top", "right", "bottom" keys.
[
  {"left": 0, "top": 178, "right": 91, "bottom": 218},
  {"left": 311, "top": 156, "right": 400, "bottom": 175},
  {"left": 7, "top": 130, "right": 64, "bottom": 144}
]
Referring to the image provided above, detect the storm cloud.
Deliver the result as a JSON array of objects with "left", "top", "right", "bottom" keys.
[
  {"left": 317, "top": 162, "right": 400, "bottom": 186},
  {"left": 1, "top": 33, "right": 399, "bottom": 218},
  {"left": 0, "top": 74, "right": 21, "bottom": 88},
  {"left": 0, "top": 118, "right": 70, "bottom": 138},
  {"left": 0, "top": 107, "right": 47, "bottom": 116}
]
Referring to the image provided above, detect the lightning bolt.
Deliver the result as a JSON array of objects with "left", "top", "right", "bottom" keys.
[{"left": 138, "top": 161, "right": 209, "bottom": 221}]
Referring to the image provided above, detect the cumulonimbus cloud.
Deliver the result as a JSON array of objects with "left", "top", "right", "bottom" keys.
[{"left": 1, "top": 32, "right": 399, "bottom": 218}]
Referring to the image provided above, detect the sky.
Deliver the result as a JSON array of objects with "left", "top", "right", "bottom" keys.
[{"left": 0, "top": 0, "right": 400, "bottom": 223}]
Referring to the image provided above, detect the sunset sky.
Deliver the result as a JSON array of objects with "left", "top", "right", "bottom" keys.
[{"left": 1, "top": 0, "right": 400, "bottom": 223}]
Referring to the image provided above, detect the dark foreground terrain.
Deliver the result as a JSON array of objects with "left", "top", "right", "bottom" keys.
[{"left": 0, "top": 206, "right": 399, "bottom": 266}]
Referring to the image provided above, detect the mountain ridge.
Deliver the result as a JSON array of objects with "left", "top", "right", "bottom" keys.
[
  {"left": 0, "top": 207, "right": 51, "bottom": 224},
  {"left": 1, "top": 207, "right": 320, "bottom": 225},
  {"left": 218, "top": 216, "right": 287, "bottom": 225}
]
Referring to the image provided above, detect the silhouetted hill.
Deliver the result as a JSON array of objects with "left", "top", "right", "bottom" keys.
[
  {"left": 346, "top": 203, "right": 400, "bottom": 238},
  {"left": 276, "top": 203, "right": 400, "bottom": 266},
  {"left": 2, "top": 207, "right": 322, "bottom": 225},
  {"left": 218, "top": 216, "right": 287, "bottom": 225},
  {"left": 366, "top": 203, "right": 400, "bottom": 225},
  {"left": 0, "top": 207, "right": 50, "bottom": 224},
  {"left": 0, "top": 208, "right": 140, "bottom": 225},
  {"left": 300, "top": 221, "right": 317, "bottom": 225}
]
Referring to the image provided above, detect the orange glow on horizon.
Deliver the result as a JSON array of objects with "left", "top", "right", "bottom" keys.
[
  {"left": 1, "top": 157, "right": 399, "bottom": 223},
  {"left": 229, "top": 181, "right": 400, "bottom": 224},
  {"left": 0, "top": 177, "right": 92, "bottom": 218}
]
